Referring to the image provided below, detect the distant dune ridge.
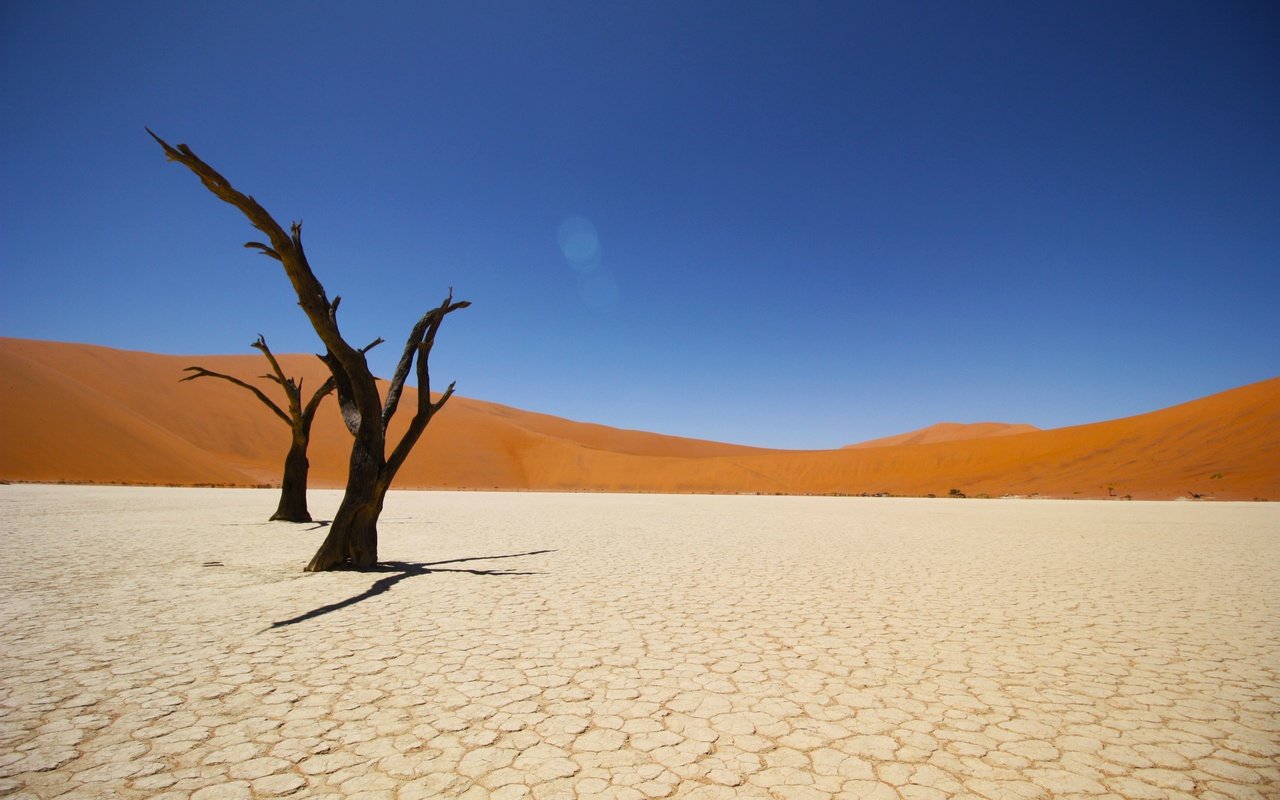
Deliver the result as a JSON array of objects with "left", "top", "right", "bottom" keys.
[
  {"left": 1, "top": 337, "right": 1276, "bottom": 500},
  {"left": 844, "top": 421, "right": 1041, "bottom": 450}
]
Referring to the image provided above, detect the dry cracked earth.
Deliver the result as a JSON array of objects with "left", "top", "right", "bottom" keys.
[{"left": 0, "top": 486, "right": 1277, "bottom": 799}]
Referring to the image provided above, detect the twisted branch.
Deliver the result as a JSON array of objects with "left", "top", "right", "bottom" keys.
[
  {"left": 384, "top": 290, "right": 471, "bottom": 479},
  {"left": 180, "top": 367, "right": 291, "bottom": 425}
]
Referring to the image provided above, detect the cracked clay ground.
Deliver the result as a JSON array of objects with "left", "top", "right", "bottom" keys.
[{"left": 1, "top": 486, "right": 1277, "bottom": 800}]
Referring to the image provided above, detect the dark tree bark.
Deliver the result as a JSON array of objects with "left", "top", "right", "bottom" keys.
[
  {"left": 152, "top": 130, "right": 469, "bottom": 571},
  {"left": 180, "top": 335, "right": 343, "bottom": 522},
  {"left": 275, "top": 434, "right": 313, "bottom": 521}
]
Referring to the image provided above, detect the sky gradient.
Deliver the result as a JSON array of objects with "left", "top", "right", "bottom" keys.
[{"left": 2, "top": 1, "right": 1277, "bottom": 448}]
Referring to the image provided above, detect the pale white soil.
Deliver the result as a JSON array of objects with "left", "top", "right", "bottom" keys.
[{"left": 1, "top": 485, "right": 1277, "bottom": 799}]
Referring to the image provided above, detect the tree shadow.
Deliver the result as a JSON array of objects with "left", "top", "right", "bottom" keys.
[
  {"left": 267, "top": 549, "right": 554, "bottom": 629},
  {"left": 217, "top": 518, "right": 333, "bottom": 528}
]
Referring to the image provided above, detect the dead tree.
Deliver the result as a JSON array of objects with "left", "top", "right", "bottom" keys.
[
  {"left": 151, "top": 129, "right": 469, "bottom": 571},
  {"left": 180, "top": 335, "right": 376, "bottom": 523}
]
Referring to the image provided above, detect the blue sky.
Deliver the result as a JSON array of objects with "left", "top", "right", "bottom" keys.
[{"left": 2, "top": 1, "right": 1277, "bottom": 448}]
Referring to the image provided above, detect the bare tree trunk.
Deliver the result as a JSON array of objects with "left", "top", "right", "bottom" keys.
[
  {"left": 306, "top": 427, "right": 387, "bottom": 569},
  {"left": 307, "top": 482, "right": 387, "bottom": 569},
  {"left": 271, "top": 433, "right": 313, "bottom": 522}
]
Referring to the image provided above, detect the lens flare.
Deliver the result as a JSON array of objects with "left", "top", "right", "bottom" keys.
[{"left": 557, "top": 215, "right": 600, "bottom": 272}]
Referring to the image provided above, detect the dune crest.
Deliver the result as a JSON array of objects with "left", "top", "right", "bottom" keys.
[
  {"left": 1, "top": 337, "right": 1276, "bottom": 499},
  {"left": 844, "top": 421, "right": 1040, "bottom": 450}
]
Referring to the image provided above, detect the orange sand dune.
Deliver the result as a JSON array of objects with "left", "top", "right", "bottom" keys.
[
  {"left": 844, "top": 421, "right": 1040, "bottom": 449},
  {"left": 0, "top": 338, "right": 766, "bottom": 490},
  {"left": 1, "top": 337, "right": 1276, "bottom": 499}
]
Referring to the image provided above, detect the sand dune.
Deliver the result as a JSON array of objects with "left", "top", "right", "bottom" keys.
[
  {"left": 844, "top": 421, "right": 1040, "bottom": 449},
  {"left": 1, "top": 337, "right": 1276, "bottom": 499}
]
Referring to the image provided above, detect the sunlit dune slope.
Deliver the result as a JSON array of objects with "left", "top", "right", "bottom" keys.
[
  {"left": 1, "top": 338, "right": 1276, "bottom": 499},
  {"left": 0, "top": 338, "right": 766, "bottom": 489},
  {"left": 844, "top": 421, "right": 1040, "bottom": 449}
]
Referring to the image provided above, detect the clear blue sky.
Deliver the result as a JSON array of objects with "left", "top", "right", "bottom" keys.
[{"left": 2, "top": 1, "right": 1277, "bottom": 448}]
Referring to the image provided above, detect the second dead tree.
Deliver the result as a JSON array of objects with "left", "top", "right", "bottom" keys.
[{"left": 181, "top": 335, "right": 370, "bottom": 523}]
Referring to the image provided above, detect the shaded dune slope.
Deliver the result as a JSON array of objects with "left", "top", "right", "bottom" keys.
[{"left": 1, "top": 338, "right": 1276, "bottom": 499}]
